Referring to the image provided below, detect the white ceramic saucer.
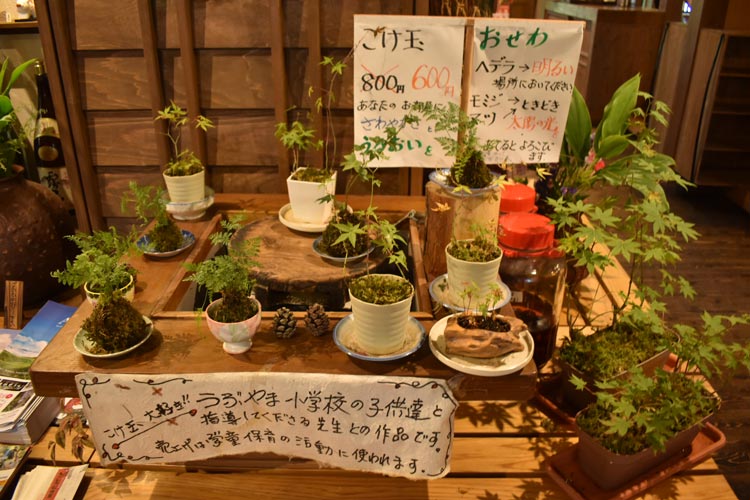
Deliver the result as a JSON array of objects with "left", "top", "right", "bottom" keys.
[
  {"left": 428, "top": 314, "right": 533, "bottom": 376},
  {"left": 333, "top": 314, "right": 425, "bottom": 361},
  {"left": 73, "top": 317, "right": 153, "bottom": 358},
  {"left": 278, "top": 203, "right": 328, "bottom": 233},
  {"left": 137, "top": 230, "right": 196, "bottom": 259},
  {"left": 429, "top": 273, "right": 511, "bottom": 312},
  {"left": 166, "top": 187, "right": 214, "bottom": 220}
]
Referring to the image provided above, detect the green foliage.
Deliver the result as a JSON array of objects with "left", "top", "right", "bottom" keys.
[
  {"left": 156, "top": 101, "right": 214, "bottom": 176},
  {"left": 183, "top": 213, "right": 261, "bottom": 323},
  {"left": 331, "top": 120, "right": 417, "bottom": 275},
  {"left": 121, "top": 181, "right": 183, "bottom": 252},
  {"left": 411, "top": 101, "right": 499, "bottom": 190},
  {"left": 0, "top": 58, "right": 36, "bottom": 177},
  {"left": 274, "top": 120, "right": 325, "bottom": 175},
  {"left": 577, "top": 368, "right": 719, "bottom": 455},
  {"left": 447, "top": 225, "right": 502, "bottom": 263},
  {"left": 349, "top": 274, "right": 412, "bottom": 305},
  {"left": 82, "top": 296, "right": 149, "bottom": 354},
  {"left": 51, "top": 227, "right": 137, "bottom": 299}
]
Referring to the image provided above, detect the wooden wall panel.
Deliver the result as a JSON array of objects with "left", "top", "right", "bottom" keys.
[
  {"left": 320, "top": 1, "right": 406, "bottom": 47},
  {"left": 161, "top": 0, "right": 273, "bottom": 49},
  {"left": 97, "top": 167, "right": 164, "bottom": 218},
  {"left": 70, "top": 0, "right": 142, "bottom": 50},
  {"left": 88, "top": 113, "right": 160, "bottom": 166},
  {"left": 77, "top": 53, "right": 151, "bottom": 110},
  {"left": 214, "top": 166, "right": 279, "bottom": 193},
  {"left": 208, "top": 113, "right": 277, "bottom": 166},
  {"left": 197, "top": 51, "right": 275, "bottom": 109}
]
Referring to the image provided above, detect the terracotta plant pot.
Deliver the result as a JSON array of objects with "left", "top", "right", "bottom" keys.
[
  {"left": 205, "top": 297, "right": 262, "bottom": 354},
  {"left": 286, "top": 168, "right": 336, "bottom": 224},
  {"left": 163, "top": 170, "right": 205, "bottom": 203},
  {"left": 349, "top": 275, "right": 413, "bottom": 355},
  {"left": 84, "top": 274, "right": 136, "bottom": 306},
  {"left": 576, "top": 416, "right": 708, "bottom": 490},
  {"left": 445, "top": 241, "right": 503, "bottom": 307}
]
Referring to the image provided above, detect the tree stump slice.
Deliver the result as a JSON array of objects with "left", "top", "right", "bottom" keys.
[
  {"left": 232, "top": 217, "right": 382, "bottom": 310},
  {"left": 423, "top": 181, "right": 501, "bottom": 282}
]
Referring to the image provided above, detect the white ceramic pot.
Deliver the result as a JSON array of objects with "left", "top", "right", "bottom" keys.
[
  {"left": 445, "top": 242, "right": 503, "bottom": 307},
  {"left": 349, "top": 275, "right": 413, "bottom": 355},
  {"left": 286, "top": 169, "right": 336, "bottom": 224},
  {"left": 163, "top": 169, "right": 205, "bottom": 203},
  {"left": 205, "top": 297, "right": 262, "bottom": 354},
  {"left": 84, "top": 274, "right": 136, "bottom": 305}
]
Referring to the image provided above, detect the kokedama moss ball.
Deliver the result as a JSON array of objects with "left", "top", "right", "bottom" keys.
[{"left": 82, "top": 296, "right": 149, "bottom": 353}]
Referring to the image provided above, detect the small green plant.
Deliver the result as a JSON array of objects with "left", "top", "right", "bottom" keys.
[
  {"left": 0, "top": 58, "right": 36, "bottom": 177},
  {"left": 348, "top": 274, "right": 412, "bottom": 305},
  {"left": 156, "top": 101, "right": 214, "bottom": 177},
  {"left": 51, "top": 227, "right": 148, "bottom": 355},
  {"left": 121, "top": 181, "right": 183, "bottom": 252},
  {"left": 51, "top": 227, "right": 137, "bottom": 296},
  {"left": 183, "top": 213, "right": 261, "bottom": 323},
  {"left": 411, "top": 101, "right": 500, "bottom": 192},
  {"left": 447, "top": 224, "right": 502, "bottom": 263},
  {"left": 274, "top": 120, "right": 326, "bottom": 181},
  {"left": 49, "top": 404, "right": 94, "bottom": 464},
  {"left": 575, "top": 313, "right": 750, "bottom": 455}
]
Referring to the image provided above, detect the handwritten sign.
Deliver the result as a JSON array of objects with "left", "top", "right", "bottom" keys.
[
  {"left": 353, "top": 16, "right": 583, "bottom": 168},
  {"left": 470, "top": 19, "right": 583, "bottom": 164},
  {"left": 353, "top": 15, "right": 465, "bottom": 167},
  {"left": 77, "top": 372, "right": 458, "bottom": 479}
]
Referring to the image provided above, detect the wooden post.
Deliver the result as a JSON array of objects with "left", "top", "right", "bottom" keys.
[{"left": 4, "top": 281, "right": 23, "bottom": 329}]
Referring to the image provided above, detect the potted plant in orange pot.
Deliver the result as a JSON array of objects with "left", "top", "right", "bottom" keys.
[{"left": 183, "top": 214, "right": 262, "bottom": 354}]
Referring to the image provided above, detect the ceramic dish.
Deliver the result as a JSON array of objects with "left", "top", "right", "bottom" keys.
[
  {"left": 429, "top": 274, "right": 511, "bottom": 312},
  {"left": 166, "top": 187, "right": 214, "bottom": 220},
  {"left": 312, "top": 236, "right": 374, "bottom": 265},
  {"left": 428, "top": 314, "right": 533, "bottom": 376},
  {"left": 278, "top": 203, "right": 328, "bottom": 233},
  {"left": 137, "top": 230, "right": 196, "bottom": 259},
  {"left": 74, "top": 316, "right": 153, "bottom": 358},
  {"left": 333, "top": 314, "right": 425, "bottom": 362}
]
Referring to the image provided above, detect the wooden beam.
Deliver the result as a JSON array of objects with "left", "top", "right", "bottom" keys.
[
  {"left": 306, "top": 0, "right": 324, "bottom": 171},
  {"left": 37, "top": 0, "right": 103, "bottom": 231},
  {"left": 175, "top": 0, "right": 208, "bottom": 184},
  {"left": 137, "top": 0, "right": 170, "bottom": 169},
  {"left": 270, "top": 0, "right": 290, "bottom": 189}
]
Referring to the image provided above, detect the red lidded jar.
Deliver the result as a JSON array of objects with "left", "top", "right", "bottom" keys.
[
  {"left": 498, "top": 212, "right": 566, "bottom": 368},
  {"left": 500, "top": 183, "right": 537, "bottom": 215}
]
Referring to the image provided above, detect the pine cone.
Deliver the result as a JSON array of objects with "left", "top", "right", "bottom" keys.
[
  {"left": 273, "top": 307, "right": 297, "bottom": 339},
  {"left": 305, "top": 303, "right": 330, "bottom": 337}
]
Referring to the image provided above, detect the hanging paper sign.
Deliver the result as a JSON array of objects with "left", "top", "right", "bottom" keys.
[
  {"left": 77, "top": 372, "right": 458, "bottom": 479},
  {"left": 470, "top": 19, "right": 584, "bottom": 164},
  {"left": 353, "top": 15, "right": 465, "bottom": 167}
]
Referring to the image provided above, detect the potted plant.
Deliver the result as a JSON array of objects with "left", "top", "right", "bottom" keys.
[
  {"left": 411, "top": 101, "right": 505, "bottom": 277},
  {"left": 539, "top": 75, "right": 699, "bottom": 406},
  {"left": 0, "top": 57, "right": 36, "bottom": 177},
  {"left": 51, "top": 228, "right": 150, "bottom": 356},
  {"left": 156, "top": 101, "right": 214, "bottom": 203},
  {"left": 183, "top": 214, "right": 262, "bottom": 354},
  {"left": 444, "top": 224, "right": 503, "bottom": 307},
  {"left": 275, "top": 56, "right": 346, "bottom": 226},
  {"left": 121, "top": 181, "right": 192, "bottom": 256},
  {"left": 572, "top": 312, "right": 750, "bottom": 490}
]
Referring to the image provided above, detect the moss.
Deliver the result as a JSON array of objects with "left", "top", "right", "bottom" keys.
[
  {"left": 451, "top": 149, "right": 491, "bottom": 189},
  {"left": 457, "top": 314, "right": 510, "bottom": 332},
  {"left": 208, "top": 289, "right": 258, "bottom": 324},
  {"left": 349, "top": 275, "right": 412, "bottom": 305},
  {"left": 447, "top": 236, "right": 501, "bottom": 262},
  {"left": 292, "top": 168, "right": 333, "bottom": 183},
  {"left": 82, "top": 297, "right": 149, "bottom": 354},
  {"left": 319, "top": 210, "right": 368, "bottom": 257},
  {"left": 148, "top": 219, "right": 183, "bottom": 252}
]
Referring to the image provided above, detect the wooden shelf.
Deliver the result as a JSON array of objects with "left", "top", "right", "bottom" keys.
[
  {"left": 0, "top": 20, "right": 38, "bottom": 33},
  {"left": 674, "top": 30, "right": 750, "bottom": 186}
]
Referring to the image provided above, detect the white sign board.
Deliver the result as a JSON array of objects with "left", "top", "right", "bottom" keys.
[
  {"left": 471, "top": 19, "right": 584, "bottom": 164},
  {"left": 77, "top": 372, "right": 458, "bottom": 479},
  {"left": 352, "top": 16, "right": 583, "bottom": 168},
  {"left": 353, "top": 15, "right": 465, "bottom": 167}
]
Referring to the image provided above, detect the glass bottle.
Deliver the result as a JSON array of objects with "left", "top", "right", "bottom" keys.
[
  {"left": 498, "top": 212, "right": 566, "bottom": 368},
  {"left": 34, "top": 60, "right": 71, "bottom": 207}
]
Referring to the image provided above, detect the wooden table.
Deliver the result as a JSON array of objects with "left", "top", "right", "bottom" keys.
[{"left": 23, "top": 194, "right": 739, "bottom": 499}]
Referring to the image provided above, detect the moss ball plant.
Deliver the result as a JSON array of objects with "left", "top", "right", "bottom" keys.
[
  {"left": 122, "top": 181, "right": 183, "bottom": 253},
  {"left": 82, "top": 296, "right": 149, "bottom": 354},
  {"left": 319, "top": 207, "right": 369, "bottom": 258}
]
